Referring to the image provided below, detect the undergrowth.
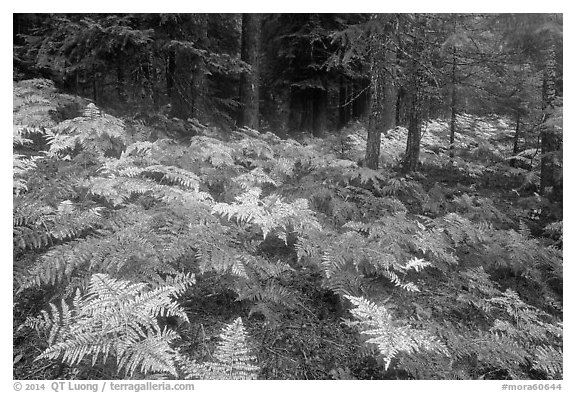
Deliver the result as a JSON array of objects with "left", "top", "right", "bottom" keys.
[{"left": 13, "top": 79, "right": 562, "bottom": 380}]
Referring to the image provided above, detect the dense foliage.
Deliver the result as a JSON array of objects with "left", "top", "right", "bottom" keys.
[{"left": 13, "top": 13, "right": 562, "bottom": 381}]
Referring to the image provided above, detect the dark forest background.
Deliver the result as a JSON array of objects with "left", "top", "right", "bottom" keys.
[{"left": 13, "top": 14, "right": 562, "bottom": 187}]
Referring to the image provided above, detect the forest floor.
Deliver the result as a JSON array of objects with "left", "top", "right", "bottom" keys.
[{"left": 13, "top": 83, "right": 563, "bottom": 380}]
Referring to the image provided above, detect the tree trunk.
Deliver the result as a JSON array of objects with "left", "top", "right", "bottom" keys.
[
  {"left": 403, "top": 86, "right": 422, "bottom": 173},
  {"left": 449, "top": 46, "right": 457, "bottom": 160},
  {"left": 338, "top": 75, "right": 348, "bottom": 129},
  {"left": 365, "top": 19, "right": 397, "bottom": 170},
  {"left": 352, "top": 81, "right": 361, "bottom": 119},
  {"left": 288, "top": 87, "right": 300, "bottom": 132},
  {"left": 116, "top": 57, "right": 127, "bottom": 104},
  {"left": 510, "top": 111, "right": 521, "bottom": 167},
  {"left": 402, "top": 19, "right": 423, "bottom": 174},
  {"left": 395, "top": 87, "right": 406, "bottom": 126},
  {"left": 239, "top": 13, "right": 261, "bottom": 129},
  {"left": 312, "top": 88, "right": 327, "bottom": 137},
  {"left": 171, "top": 47, "right": 192, "bottom": 119},
  {"left": 143, "top": 51, "right": 159, "bottom": 110},
  {"left": 540, "top": 42, "right": 561, "bottom": 201},
  {"left": 191, "top": 14, "right": 208, "bottom": 122},
  {"left": 166, "top": 49, "right": 176, "bottom": 98},
  {"left": 299, "top": 91, "right": 314, "bottom": 133},
  {"left": 92, "top": 65, "right": 98, "bottom": 103}
]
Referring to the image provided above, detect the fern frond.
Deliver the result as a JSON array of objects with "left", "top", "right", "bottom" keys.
[
  {"left": 17, "top": 205, "right": 201, "bottom": 291},
  {"left": 343, "top": 167, "right": 387, "bottom": 187},
  {"left": 22, "top": 273, "right": 192, "bottom": 377},
  {"left": 13, "top": 79, "right": 58, "bottom": 130},
  {"left": 14, "top": 203, "right": 104, "bottom": 252},
  {"left": 345, "top": 295, "right": 449, "bottom": 370},
  {"left": 532, "top": 345, "right": 563, "bottom": 378},
  {"left": 85, "top": 176, "right": 211, "bottom": 207},
  {"left": 189, "top": 136, "right": 236, "bottom": 167},
  {"left": 46, "top": 105, "right": 126, "bottom": 160},
  {"left": 401, "top": 257, "right": 432, "bottom": 273},
  {"left": 183, "top": 317, "right": 259, "bottom": 380},
  {"left": 233, "top": 167, "right": 277, "bottom": 190},
  {"left": 13, "top": 154, "right": 41, "bottom": 195},
  {"left": 213, "top": 187, "right": 321, "bottom": 241}
]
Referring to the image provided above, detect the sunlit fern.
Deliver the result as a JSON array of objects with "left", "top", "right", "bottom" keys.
[
  {"left": 181, "top": 317, "right": 259, "bottom": 380},
  {"left": 21, "top": 273, "right": 194, "bottom": 377}
]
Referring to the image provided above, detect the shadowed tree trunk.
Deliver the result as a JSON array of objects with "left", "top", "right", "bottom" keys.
[
  {"left": 312, "top": 88, "right": 327, "bottom": 136},
  {"left": 191, "top": 14, "right": 208, "bottom": 122},
  {"left": 287, "top": 87, "right": 300, "bottom": 132},
  {"left": 365, "top": 17, "right": 397, "bottom": 170},
  {"left": 239, "top": 13, "right": 261, "bottom": 129},
  {"left": 338, "top": 76, "right": 348, "bottom": 129},
  {"left": 540, "top": 42, "right": 561, "bottom": 201},
  {"left": 449, "top": 45, "right": 457, "bottom": 160},
  {"left": 402, "top": 18, "right": 424, "bottom": 174},
  {"left": 171, "top": 47, "right": 192, "bottom": 119},
  {"left": 510, "top": 111, "right": 522, "bottom": 167},
  {"left": 92, "top": 65, "right": 98, "bottom": 103},
  {"left": 166, "top": 49, "right": 176, "bottom": 100},
  {"left": 169, "top": 15, "right": 209, "bottom": 121},
  {"left": 116, "top": 57, "right": 127, "bottom": 104},
  {"left": 403, "top": 86, "right": 422, "bottom": 173}
]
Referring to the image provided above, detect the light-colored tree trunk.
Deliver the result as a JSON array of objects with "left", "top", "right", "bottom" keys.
[{"left": 239, "top": 13, "right": 261, "bottom": 129}]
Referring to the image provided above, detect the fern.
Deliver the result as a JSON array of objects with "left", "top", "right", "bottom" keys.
[
  {"left": 188, "top": 136, "right": 236, "bottom": 168},
  {"left": 532, "top": 345, "right": 563, "bottom": 377},
  {"left": 343, "top": 167, "right": 387, "bottom": 187},
  {"left": 14, "top": 79, "right": 562, "bottom": 380},
  {"left": 233, "top": 167, "right": 278, "bottom": 190},
  {"left": 213, "top": 187, "right": 321, "bottom": 242},
  {"left": 16, "top": 203, "right": 210, "bottom": 292},
  {"left": 21, "top": 273, "right": 194, "bottom": 376},
  {"left": 344, "top": 295, "right": 449, "bottom": 370},
  {"left": 13, "top": 79, "right": 59, "bottom": 132},
  {"left": 14, "top": 201, "right": 104, "bottom": 252},
  {"left": 13, "top": 154, "right": 41, "bottom": 195},
  {"left": 182, "top": 317, "right": 259, "bottom": 380},
  {"left": 451, "top": 193, "right": 512, "bottom": 225},
  {"left": 46, "top": 103, "right": 127, "bottom": 160}
]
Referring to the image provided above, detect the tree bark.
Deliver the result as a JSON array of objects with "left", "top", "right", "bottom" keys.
[
  {"left": 365, "top": 19, "right": 397, "bottom": 170},
  {"left": 338, "top": 75, "right": 349, "bottom": 129},
  {"left": 116, "top": 57, "right": 127, "bottom": 104},
  {"left": 540, "top": 42, "right": 561, "bottom": 201},
  {"left": 166, "top": 49, "right": 176, "bottom": 99},
  {"left": 352, "top": 80, "right": 361, "bottom": 119},
  {"left": 403, "top": 85, "right": 422, "bottom": 173},
  {"left": 449, "top": 46, "right": 457, "bottom": 160},
  {"left": 92, "top": 65, "right": 98, "bottom": 103},
  {"left": 299, "top": 91, "right": 314, "bottom": 133},
  {"left": 312, "top": 88, "right": 327, "bottom": 137},
  {"left": 510, "top": 111, "right": 521, "bottom": 167},
  {"left": 287, "top": 87, "right": 300, "bottom": 132},
  {"left": 171, "top": 47, "right": 192, "bottom": 119},
  {"left": 191, "top": 14, "right": 209, "bottom": 122},
  {"left": 402, "top": 19, "right": 423, "bottom": 174},
  {"left": 239, "top": 13, "right": 261, "bottom": 129}
]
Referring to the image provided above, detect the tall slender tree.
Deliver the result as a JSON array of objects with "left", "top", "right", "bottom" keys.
[
  {"left": 402, "top": 15, "right": 427, "bottom": 173},
  {"left": 192, "top": 14, "right": 209, "bottom": 122},
  {"left": 239, "top": 13, "right": 261, "bottom": 129},
  {"left": 365, "top": 15, "right": 397, "bottom": 169},
  {"left": 540, "top": 40, "right": 561, "bottom": 200}
]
